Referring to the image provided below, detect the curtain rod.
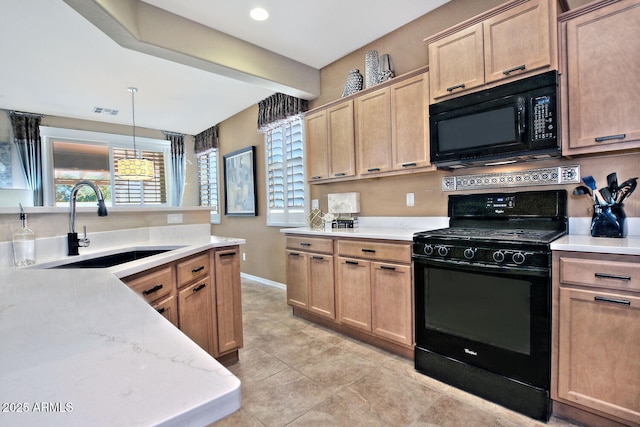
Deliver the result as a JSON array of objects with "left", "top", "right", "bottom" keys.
[{"left": 9, "top": 110, "right": 45, "bottom": 118}]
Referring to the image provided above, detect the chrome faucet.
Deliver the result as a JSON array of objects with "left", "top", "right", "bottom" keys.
[{"left": 67, "top": 180, "right": 108, "bottom": 256}]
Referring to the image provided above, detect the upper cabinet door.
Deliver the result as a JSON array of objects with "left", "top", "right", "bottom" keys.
[
  {"left": 356, "top": 87, "right": 392, "bottom": 175},
  {"left": 305, "top": 110, "right": 329, "bottom": 181},
  {"left": 428, "top": 23, "right": 484, "bottom": 100},
  {"left": 391, "top": 73, "right": 430, "bottom": 170},
  {"left": 484, "top": 0, "right": 553, "bottom": 84},
  {"left": 562, "top": 0, "right": 640, "bottom": 154},
  {"left": 327, "top": 100, "right": 356, "bottom": 179}
]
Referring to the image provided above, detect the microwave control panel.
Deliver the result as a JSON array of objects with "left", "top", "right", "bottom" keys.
[{"left": 531, "top": 95, "right": 556, "bottom": 141}]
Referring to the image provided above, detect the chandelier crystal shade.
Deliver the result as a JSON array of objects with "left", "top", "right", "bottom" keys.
[{"left": 117, "top": 87, "right": 154, "bottom": 181}]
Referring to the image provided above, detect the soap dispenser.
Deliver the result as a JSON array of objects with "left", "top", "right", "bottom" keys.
[{"left": 13, "top": 203, "right": 35, "bottom": 266}]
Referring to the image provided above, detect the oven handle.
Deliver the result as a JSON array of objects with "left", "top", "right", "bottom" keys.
[{"left": 412, "top": 256, "right": 549, "bottom": 278}]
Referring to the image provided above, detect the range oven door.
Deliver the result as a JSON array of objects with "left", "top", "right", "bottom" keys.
[{"left": 414, "top": 257, "right": 550, "bottom": 389}]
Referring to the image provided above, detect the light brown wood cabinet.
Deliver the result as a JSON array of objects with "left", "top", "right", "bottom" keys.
[
  {"left": 559, "top": 0, "right": 640, "bottom": 156},
  {"left": 285, "top": 234, "right": 414, "bottom": 358},
  {"left": 427, "top": 0, "right": 557, "bottom": 102},
  {"left": 356, "top": 72, "right": 431, "bottom": 177},
  {"left": 305, "top": 101, "right": 356, "bottom": 181},
  {"left": 285, "top": 236, "right": 335, "bottom": 319},
  {"left": 122, "top": 246, "right": 243, "bottom": 364},
  {"left": 552, "top": 251, "right": 640, "bottom": 426},
  {"left": 336, "top": 240, "right": 413, "bottom": 348},
  {"left": 305, "top": 67, "right": 431, "bottom": 183}
]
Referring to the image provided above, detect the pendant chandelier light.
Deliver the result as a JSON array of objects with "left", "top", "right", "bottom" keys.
[{"left": 117, "top": 87, "right": 154, "bottom": 180}]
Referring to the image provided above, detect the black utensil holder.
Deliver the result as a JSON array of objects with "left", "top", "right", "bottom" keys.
[{"left": 591, "top": 204, "right": 627, "bottom": 238}]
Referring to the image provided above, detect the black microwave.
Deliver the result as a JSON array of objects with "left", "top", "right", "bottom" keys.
[{"left": 429, "top": 71, "right": 560, "bottom": 170}]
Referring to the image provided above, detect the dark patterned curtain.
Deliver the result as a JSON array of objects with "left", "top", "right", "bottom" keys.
[
  {"left": 194, "top": 125, "right": 219, "bottom": 156},
  {"left": 257, "top": 93, "right": 308, "bottom": 133},
  {"left": 10, "top": 112, "right": 43, "bottom": 206},
  {"left": 165, "top": 131, "right": 185, "bottom": 206}
]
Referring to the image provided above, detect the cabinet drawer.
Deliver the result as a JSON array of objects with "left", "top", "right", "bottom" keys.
[
  {"left": 337, "top": 240, "right": 410, "bottom": 263},
  {"left": 286, "top": 236, "right": 333, "bottom": 254},
  {"left": 177, "top": 252, "right": 210, "bottom": 287},
  {"left": 559, "top": 256, "right": 640, "bottom": 293},
  {"left": 126, "top": 266, "right": 174, "bottom": 304}
]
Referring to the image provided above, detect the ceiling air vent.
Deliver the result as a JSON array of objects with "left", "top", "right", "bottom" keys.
[{"left": 93, "top": 107, "right": 119, "bottom": 116}]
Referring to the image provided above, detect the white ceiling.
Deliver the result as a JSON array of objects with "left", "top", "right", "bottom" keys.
[{"left": 0, "top": 0, "right": 449, "bottom": 135}]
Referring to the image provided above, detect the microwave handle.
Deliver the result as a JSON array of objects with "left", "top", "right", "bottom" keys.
[{"left": 517, "top": 107, "right": 525, "bottom": 137}]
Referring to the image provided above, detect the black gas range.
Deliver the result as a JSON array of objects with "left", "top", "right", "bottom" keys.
[{"left": 413, "top": 190, "right": 567, "bottom": 421}]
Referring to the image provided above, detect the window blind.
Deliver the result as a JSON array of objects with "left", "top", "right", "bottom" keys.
[
  {"left": 113, "top": 148, "right": 166, "bottom": 204},
  {"left": 266, "top": 119, "right": 306, "bottom": 226},
  {"left": 198, "top": 149, "right": 219, "bottom": 214}
]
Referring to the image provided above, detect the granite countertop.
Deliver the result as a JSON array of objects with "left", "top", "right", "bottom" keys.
[{"left": 0, "top": 225, "right": 245, "bottom": 426}]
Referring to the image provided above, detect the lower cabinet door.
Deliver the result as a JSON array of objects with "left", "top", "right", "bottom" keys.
[
  {"left": 178, "top": 277, "right": 213, "bottom": 354},
  {"left": 336, "top": 257, "right": 371, "bottom": 332},
  {"left": 214, "top": 249, "right": 243, "bottom": 355},
  {"left": 152, "top": 296, "right": 178, "bottom": 327},
  {"left": 309, "top": 254, "right": 335, "bottom": 319},
  {"left": 557, "top": 287, "right": 640, "bottom": 425},
  {"left": 371, "top": 262, "right": 413, "bottom": 346},
  {"left": 286, "top": 250, "right": 309, "bottom": 309}
]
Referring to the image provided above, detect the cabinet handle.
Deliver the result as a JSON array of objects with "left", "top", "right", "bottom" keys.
[
  {"left": 446, "top": 83, "right": 465, "bottom": 92},
  {"left": 362, "top": 248, "right": 376, "bottom": 253},
  {"left": 219, "top": 252, "right": 236, "bottom": 258},
  {"left": 143, "top": 284, "right": 163, "bottom": 295},
  {"left": 380, "top": 265, "right": 396, "bottom": 271},
  {"left": 402, "top": 162, "right": 417, "bottom": 168},
  {"left": 595, "top": 272, "right": 631, "bottom": 281},
  {"left": 595, "top": 134, "right": 626, "bottom": 143},
  {"left": 192, "top": 265, "right": 205, "bottom": 273},
  {"left": 311, "top": 175, "right": 323, "bottom": 180},
  {"left": 345, "top": 260, "right": 359, "bottom": 265},
  {"left": 594, "top": 296, "right": 631, "bottom": 306},
  {"left": 300, "top": 243, "right": 311, "bottom": 247},
  {"left": 157, "top": 307, "right": 166, "bottom": 314},
  {"left": 289, "top": 252, "right": 301, "bottom": 257},
  {"left": 502, "top": 64, "right": 526, "bottom": 75},
  {"left": 334, "top": 172, "right": 346, "bottom": 177},
  {"left": 312, "top": 256, "right": 324, "bottom": 260},
  {"left": 193, "top": 283, "right": 207, "bottom": 292},
  {"left": 367, "top": 168, "right": 381, "bottom": 172}
]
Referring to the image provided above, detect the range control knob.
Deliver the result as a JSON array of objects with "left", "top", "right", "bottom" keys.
[
  {"left": 512, "top": 252, "right": 526, "bottom": 265},
  {"left": 437, "top": 245, "right": 449, "bottom": 257},
  {"left": 463, "top": 248, "right": 476, "bottom": 260},
  {"left": 492, "top": 251, "right": 505, "bottom": 263},
  {"left": 423, "top": 244, "right": 434, "bottom": 256}
]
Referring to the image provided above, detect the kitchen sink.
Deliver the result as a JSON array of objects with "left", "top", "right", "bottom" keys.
[{"left": 49, "top": 249, "right": 172, "bottom": 269}]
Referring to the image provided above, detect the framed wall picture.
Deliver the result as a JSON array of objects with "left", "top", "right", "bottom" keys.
[{"left": 223, "top": 146, "right": 257, "bottom": 216}]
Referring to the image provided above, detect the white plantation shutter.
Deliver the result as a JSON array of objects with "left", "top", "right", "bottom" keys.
[
  {"left": 197, "top": 149, "right": 220, "bottom": 223},
  {"left": 266, "top": 118, "right": 306, "bottom": 225}
]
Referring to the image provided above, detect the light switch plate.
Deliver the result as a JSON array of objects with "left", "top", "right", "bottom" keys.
[{"left": 167, "top": 214, "right": 183, "bottom": 224}]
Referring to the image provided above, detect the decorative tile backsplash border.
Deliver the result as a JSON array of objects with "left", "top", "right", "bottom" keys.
[{"left": 442, "top": 165, "right": 581, "bottom": 191}]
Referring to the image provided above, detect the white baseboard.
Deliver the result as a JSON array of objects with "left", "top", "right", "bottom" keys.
[{"left": 240, "top": 273, "right": 286, "bottom": 290}]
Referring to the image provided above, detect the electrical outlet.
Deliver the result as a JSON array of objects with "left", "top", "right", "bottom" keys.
[
  {"left": 242, "top": 253, "right": 246, "bottom": 261},
  {"left": 167, "top": 214, "right": 183, "bottom": 224},
  {"left": 312, "top": 199, "right": 319, "bottom": 210},
  {"left": 406, "top": 193, "right": 415, "bottom": 207}
]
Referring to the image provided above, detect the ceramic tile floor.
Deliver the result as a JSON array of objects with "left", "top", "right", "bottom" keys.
[{"left": 213, "top": 279, "right": 580, "bottom": 427}]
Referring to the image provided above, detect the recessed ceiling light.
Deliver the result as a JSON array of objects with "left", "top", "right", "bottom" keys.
[{"left": 250, "top": 7, "right": 269, "bottom": 21}]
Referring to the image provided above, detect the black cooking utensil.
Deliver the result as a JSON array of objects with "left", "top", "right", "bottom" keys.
[
  {"left": 607, "top": 172, "right": 618, "bottom": 193},
  {"left": 573, "top": 185, "right": 592, "bottom": 196},
  {"left": 600, "top": 187, "right": 614, "bottom": 205},
  {"left": 615, "top": 177, "right": 637, "bottom": 204}
]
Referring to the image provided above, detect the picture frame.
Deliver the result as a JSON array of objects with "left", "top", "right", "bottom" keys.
[{"left": 223, "top": 146, "right": 257, "bottom": 216}]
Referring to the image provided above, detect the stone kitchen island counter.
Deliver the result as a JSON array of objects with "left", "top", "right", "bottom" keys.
[
  {"left": 0, "top": 226, "right": 245, "bottom": 427},
  {"left": 0, "top": 267, "right": 240, "bottom": 427}
]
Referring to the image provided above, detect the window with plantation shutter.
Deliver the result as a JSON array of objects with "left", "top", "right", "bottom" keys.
[
  {"left": 40, "top": 127, "right": 171, "bottom": 207},
  {"left": 197, "top": 149, "right": 220, "bottom": 223},
  {"left": 265, "top": 118, "right": 306, "bottom": 226}
]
